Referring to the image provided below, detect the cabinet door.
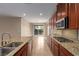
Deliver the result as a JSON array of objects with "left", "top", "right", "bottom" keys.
[
  {"left": 54, "top": 45, "right": 59, "bottom": 56},
  {"left": 60, "top": 45, "right": 73, "bottom": 56},
  {"left": 68, "top": 3, "right": 77, "bottom": 29},
  {"left": 61, "top": 3, "right": 68, "bottom": 18},
  {"left": 27, "top": 41, "right": 32, "bottom": 56},
  {"left": 14, "top": 43, "right": 28, "bottom": 56},
  {"left": 48, "top": 37, "right": 51, "bottom": 49},
  {"left": 57, "top": 4, "right": 61, "bottom": 20},
  {"left": 51, "top": 39, "right": 59, "bottom": 56},
  {"left": 53, "top": 13, "right": 57, "bottom": 29},
  {"left": 22, "top": 44, "right": 28, "bottom": 56},
  {"left": 76, "top": 3, "right": 79, "bottom": 29},
  {"left": 14, "top": 49, "right": 23, "bottom": 56},
  {"left": 51, "top": 39, "right": 54, "bottom": 55}
]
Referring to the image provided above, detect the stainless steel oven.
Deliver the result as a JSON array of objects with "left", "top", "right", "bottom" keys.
[{"left": 56, "top": 17, "right": 69, "bottom": 29}]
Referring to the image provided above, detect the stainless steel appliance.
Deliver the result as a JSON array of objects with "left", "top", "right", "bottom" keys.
[{"left": 56, "top": 17, "right": 69, "bottom": 29}]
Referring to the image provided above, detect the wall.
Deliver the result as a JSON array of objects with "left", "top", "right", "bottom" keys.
[
  {"left": 0, "top": 16, "right": 21, "bottom": 46},
  {"left": 21, "top": 18, "right": 32, "bottom": 41}
]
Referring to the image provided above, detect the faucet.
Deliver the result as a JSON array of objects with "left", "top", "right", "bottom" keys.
[{"left": 1, "top": 33, "right": 11, "bottom": 46}]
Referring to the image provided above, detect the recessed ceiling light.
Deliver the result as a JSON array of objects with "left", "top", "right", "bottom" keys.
[
  {"left": 40, "top": 13, "right": 43, "bottom": 16},
  {"left": 23, "top": 13, "right": 26, "bottom": 16}
]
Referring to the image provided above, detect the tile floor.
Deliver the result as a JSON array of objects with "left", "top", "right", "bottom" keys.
[{"left": 31, "top": 36, "right": 52, "bottom": 56}]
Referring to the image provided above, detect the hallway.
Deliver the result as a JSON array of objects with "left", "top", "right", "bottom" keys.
[{"left": 32, "top": 36, "right": 52, "bottom": 56}]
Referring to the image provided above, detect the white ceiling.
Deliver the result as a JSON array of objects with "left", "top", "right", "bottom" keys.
[{"left": 0, "top": 3, "right": 57, "bottom": 23}]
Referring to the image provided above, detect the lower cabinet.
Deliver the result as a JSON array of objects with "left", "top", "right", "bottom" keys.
[
  {"left": 54, "top": 45, "right": 59, "bottom": 56},
  {"left": 60, "top": 45, "right": 73, "bottom": 56},
  {"left": 51, "top": 39, "right": 59, "bottom": 56},
  {"left": 47, "top": 36, "right": 52, "bottom": 49},
  {"left": 27, "top": 40, "right": 32, "bottom": 56},
  {"left": 50, "top": 38, "right": 73, "bottom": 56},
  {"left": 14, "top": 43, "right": 28, "bottom": 56}
]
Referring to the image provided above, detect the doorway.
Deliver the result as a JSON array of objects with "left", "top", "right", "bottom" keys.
[{"left": 33, "top": 25, "right": 44, "bottom": 36}]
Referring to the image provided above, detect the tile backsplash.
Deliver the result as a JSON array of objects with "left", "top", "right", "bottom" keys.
[
  {"left": 62, "top": 30, "right": 78, "bottom": 40},
  {"left": 53, "top": 29, "right": 78, "bottom": 40}
]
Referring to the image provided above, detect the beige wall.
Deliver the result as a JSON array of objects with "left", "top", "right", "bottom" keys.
[
  {"left": 21, "top": 18, "right": 33, "bottom": 42},
  {"left": 0, "top": 16, "right": 21, "bottom": 46},
  {"left": 21, "top": 18, "right": 32, "bottom": 37}
]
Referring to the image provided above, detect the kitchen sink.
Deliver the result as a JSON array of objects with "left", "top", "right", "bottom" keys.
[
  {"left": 53, "top": 37, "right": 73, "bottom": 42},
  {"left": 0, "top": 42, "right": 23, "bottom": 56},
  {"left": 4, "top": 42, "right": 23, "bottom": 47},
  {"left": 0, "top": 47, "right": 15, "bottom": 56}
]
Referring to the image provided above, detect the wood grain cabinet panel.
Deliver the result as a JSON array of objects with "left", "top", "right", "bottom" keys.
[
  {"left": 61, "top": 3, "right": 68, "bottom": 17},
  {"left": 27, "top": 40, "right": 32, "bottom": 56},
  {"left": 60, "top": 45, "right": 73, "bottom": 56},
  {"left": 76, "top": 3, "right": 79, "bottom": 29},
  {"left": 50, "top": 38, "right": 73, "bottom": 56},
  {"left": 51, "top": 39, "right": 54, "bottom": 55},
  {"left": 14, "top": 43, "right": 28, "bottom": 56},
  {"left": 68, "top": 3, "right": 78, "bottom": 29},
  {"left": 56, "top": 3, "right": 78, "bottom": 29},
  {"left": 51, "top": 38, "right": 59, "bottom": 56}
]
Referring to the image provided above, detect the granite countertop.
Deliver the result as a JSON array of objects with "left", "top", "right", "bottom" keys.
[
  {"left": 2, "top": 39, "right": 32, "bottom": 56},
  {"left": 50, "top": 36, "right": 79, "bottom": 56}
]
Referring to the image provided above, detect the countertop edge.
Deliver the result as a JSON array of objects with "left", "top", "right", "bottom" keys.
[
  {"left": 6, "top": 39, "right": 32, "bottom": 56},
  {"left": 50, "top": 36, "right": 76, "bottom": 56}
]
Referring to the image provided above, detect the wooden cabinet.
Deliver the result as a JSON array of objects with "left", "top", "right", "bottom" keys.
[
  {"left": 57, "top": 3, "right": 68, "bottom": 20},
  {"left": 61, "top": 3, "right": 68, "bottom": 18},
  {"left": 57, "top": 4, "right": 61, "bottom": 20},
  {"left": 76, "top": 4, "right": 79, "bottom": 29},
  {"left": 27, "top": 40, "right": 32, "bottom": 56},
  {"left": 47, "top": 37, "right": 52, "bottom": 49},
  {"left": 50, "top": 13, "right": 57, "bottom": 30},
  {"left": 50, "top": 38, "right": 73, "bottom": 56},
  {"left": 60, "top": 45, "right": 73, "bottom": 56},
  {"left": 68, "top": 3, "right": 78, "bottom": 29},
  {"left": 56, "top": 3, "right": 79, "bottom": 29},
  {"left": 54, "top": 45, "right": 59, "bottom": 56},
  {"left": 51, "top": 38, "right": 59, "bottom": 56},
  {"left": 51, "top": 39, "right": 54, "bottom": 54},
  {"left": 14, "top": 43, "right": 28, "bottom": 56}
]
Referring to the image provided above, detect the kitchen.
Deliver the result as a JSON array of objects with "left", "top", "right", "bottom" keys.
[
  {"left": 48, "top": 3, "right": 79, "bottom": 56},
  {"left": 0, "top": 3, "right": 79, "bottom": 56}
]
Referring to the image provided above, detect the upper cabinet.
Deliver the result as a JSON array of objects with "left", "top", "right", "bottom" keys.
[
  {"left": 56, "top": 3, "right": 79, "bottom": 29},
  {"left": 76, "top": 4, "right": 79, "bottom": 29},
  {"left": 57, "top": 3, "right": 68, "bottom": 20},
  {"left": 68, "top": 3, "right": 78, "bottom": 29}
]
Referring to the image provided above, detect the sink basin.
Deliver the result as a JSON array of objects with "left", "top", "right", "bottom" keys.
[
  {"left": 53, "top": 37, "right": 73, "bottom": 42},
  {"left": 0, "top": 47, "right": 15, "bottom": 56},
  {"left": 0, "top": 42, "right": 23, "bottom": 56},
  {"left": 4, "top": 42, "right": 23, "bottom": 47}
]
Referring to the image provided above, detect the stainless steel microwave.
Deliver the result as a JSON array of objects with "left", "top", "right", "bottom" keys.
[{"left": 56, "top": 17, "right": 69, "bottom": 29}]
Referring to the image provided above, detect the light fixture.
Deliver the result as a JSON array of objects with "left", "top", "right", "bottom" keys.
[
  {"left": 23, "top": 13, "right": 26, "bottom": 16},
  {"left": 40, "top": 13, "right": 43, "bottom": 16}
]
